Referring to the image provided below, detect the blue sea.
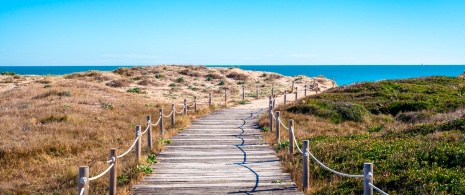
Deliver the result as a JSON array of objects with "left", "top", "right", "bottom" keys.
[{"left": 1, "top": 65, "right": 464, "bottom": 86}]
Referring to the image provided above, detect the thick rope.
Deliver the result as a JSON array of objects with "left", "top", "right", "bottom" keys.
[
  {"left": 79, "top": 187, "right": 85, "bottom": 195},
  {"left": 175, "top": 104, "right": 185, "bottom": 114},
  {"left": 290, "top": 126, "right": 303, "bottom": 154},
  {"left": 187, "top": 102, "right": 196, "bottom": 108},
  {"left": 306, "top": 148, "right": 363, "bottom": 178},
  {"left": 150, "top": 115, "right": 162, "bottom": 126},
  {"left": 88, "top": 163, "right": 114, "bottom": 181},
  {"left": 163, "top": 110, "right": 174, "bottom": 118},
  {"left": 270, "top": 111, "right": 277, "bottom": 120},
  {"left": 117, "top": 136, "right": 139, "bottom": 159},
  {"left": 278, "top": 118, "right": 290, "bottom": 131},
  {"left": 140, "top": 123, "right": 151, "bottom": 135},
  {"left": 369, "top": 183, "right": 389, "bottom": 195}
]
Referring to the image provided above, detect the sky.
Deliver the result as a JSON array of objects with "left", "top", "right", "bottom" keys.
[{"left": 0, "top": 0, "right": 464, "bottom": 66}]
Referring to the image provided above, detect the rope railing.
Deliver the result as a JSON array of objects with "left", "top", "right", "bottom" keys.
[
  {"left": 272, "top": 112, "right": 388, "bottom": 194},
  {"left": 163, "top": 110, "right": 174, "bottom": 118},
  {"left": 369, "top": 183, "right": 389, "bottom": 195},
  {"left": 116, "top": 136, "right": 139, "bottom": 159},
  {"left": 88, "top": 162, "right": 114, "bottom": 181},
  {"left": 150, "top": 115, "right": 162, "bottom": 126},
  {"left": 78, "top": 81, "right": 317, "bottom": 194}
]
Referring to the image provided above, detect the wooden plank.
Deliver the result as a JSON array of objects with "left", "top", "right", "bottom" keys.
[{"left": 131, "top": 106, "right": 302, "bottom": 194}]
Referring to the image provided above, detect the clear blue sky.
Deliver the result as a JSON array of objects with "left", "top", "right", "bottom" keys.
[{"left": 0, "top": 0, "right": 464, "bottom": 66}]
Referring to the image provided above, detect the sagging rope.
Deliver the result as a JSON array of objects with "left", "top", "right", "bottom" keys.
[
  {"left": 163, "top": 110, "right": 174, "bottom": 118},
  {"left": 88, "top": 162, "right": 114, "bottom": 181},
  {"left": 369, "top": 183, "right": 389, "bottom": 195},
  {"left": 175, "top": 104, "right": 185, "bottom": 114},
  {"left": 116, "top": 136, "right": 139, "bottom": 159},
  {"left": 150, "top": 115, "right": 162, "bottom": 126},
  {"left": 278, "top": 116, "right": 364, "bottom": 178},
  {"left": 187, "top": 102, "right": 196, "bottom": 108}
]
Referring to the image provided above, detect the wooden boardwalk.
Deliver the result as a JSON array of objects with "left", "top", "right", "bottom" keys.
[{"left": 132, "top": 105, "right": 302, "bottom": 194}]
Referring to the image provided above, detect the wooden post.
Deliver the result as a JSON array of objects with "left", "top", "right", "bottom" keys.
[
  {"left": 364, "top": 163, "right": 374, "bottom": 195},
  {"left": 284, "top": 90, "right": 287, "bottom": 105},
  {"left": 146, "top": 115, "right": 152, "bottom": 149},
  {"left": 275, "top": 111, "right": 280, "bottom": 143},
  {"left": 135, "top": 125, "right": 141, "bottom": 162},
  {"left": 292, "top": 80, "right": 295, "bottom": 92},
  {"left": 269, "top": 97, "right": 273, "bottom": 132},
  {"left": 78, "top": 166, "right": 89, "bottom": 195},
  {"left": 272, "top": 95, "right": 276, "bottom": 109},
  {"left": 256, "top": 87, "right": 259, "bottom": 99},
  {"left": 332, "top": 77, "right": 335, "bottom": 88},
  {"left": 272, "top": 83, "right": 274, "bottom": 96},
  {"left": 289, "top": 119, "right": 294, "bottom": 156},
  {"left": 224, "top": 89, "right": 227, "bottom": 107},
  {"left": 171, "top": 104, "right": 175, "bottom": 127},
  {"left": 304, "top": 85, "right": 307, "bottom": 96},
  {"left": 183, "top": 99, "right": 187, "bottom": 115},
  {"left": 109, "top": 148, "right": 117, "bottom": 195},
  {"left": 295, "top": 87, "right": 298, "bottom": 101},
  {"left": 242, "top": 87, "right": 245, "bottom": 102},
  {"left": 302, "top": 140, "right": 309, "bottom": 191},
  {"left": 316, "top": 83, "right": 319, "bottom": 94},
  {"left": 209, "top": 93, "right": 212, "bottom": 107},
  {"left": 159, "top": 108, "right": 164, "bottom": 135},
  {"left": 194, "top": 96, "right": 197, "bottom": 112}
]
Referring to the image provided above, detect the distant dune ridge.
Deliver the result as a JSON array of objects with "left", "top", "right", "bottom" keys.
[{"left": 0, "top": 65, "right": 333, "bottom": 194}]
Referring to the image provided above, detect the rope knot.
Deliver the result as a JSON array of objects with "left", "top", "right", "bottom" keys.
[{"left": 79, "top": 177, "right": 88, "bottom": 184}]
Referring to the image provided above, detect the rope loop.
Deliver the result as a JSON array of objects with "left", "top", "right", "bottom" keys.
[{"left": 88, "top": 163, "right": 114, "bottom": 181}]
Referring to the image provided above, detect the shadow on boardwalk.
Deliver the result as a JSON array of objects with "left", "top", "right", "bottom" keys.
[{"left": 131, "top": 102, "right": 302, "bottom": 195}]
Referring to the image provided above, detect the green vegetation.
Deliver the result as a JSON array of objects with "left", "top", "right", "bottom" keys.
[
  {"left": 176, "top": 77, "right": 184, "bottom": 83},
  {"left": 1, "top": 71, "right": 16, "bottom": 76},
  {"left": 158, "top": 138, "right": 173, "bottom": 144},
  {"left": 218, "top": 80, "right": 225, "bottom": 85},
  {"left": 155, "top": 74, "right": 163, "bottom": 78},
  {"left": 268, "top": 76, "right": 465, "bottom": 194},
  {"left": 126, "top": 87, "right": 147, "bottom": 94}
]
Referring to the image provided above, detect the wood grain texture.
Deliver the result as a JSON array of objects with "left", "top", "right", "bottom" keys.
[{"left": 132, "top": 106, "right": 302, "bottom": 195}]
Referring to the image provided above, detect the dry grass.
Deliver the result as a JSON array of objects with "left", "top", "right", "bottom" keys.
[
  {"left": 0, "top": 65, "right": 335, "bottom": 194},
  {"left": 0, "top": 78, "right": 214, "bottom": 194}
]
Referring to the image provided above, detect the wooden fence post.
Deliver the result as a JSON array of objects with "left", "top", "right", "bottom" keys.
[
  {"left": 292, "top": 80, "right": 295, "bottom": 92},
  {"left": 194, "top": 96, "right": 197, "bottom": 112},
  {"left": 269, "top": 97, "right": 273, "bottom": 132},
  {"left": 183, "top": 99, "right": 187, "bottom": 115},
  {"left": 109, "top": 148, "right": 117, "bottom": 195},
  {"left": 364, "top": 163, "right": 374, "bottom": 195},
  {"left": 275, "top": 111, "right": 280, "bottom": 143},
  {"left": 209, "top": 93, "right": 212, "bottom": 107},
  {"left": 146, "top": 115, "right": 152, "bottom": 149},
  {"left": 135, "top": 125, "right": 141, "bottom": 162},
  {"left": 302, "top": 140, "right": 309, "bottom": 191},
  {"left": 272, "top": 94, "right": 276, "bottom": 109},
  {"left": 316, "top": 83, "right": 319, "bottom": 94},
  {"left": 304, "top": 85, "right": 307, "bottom": 96},
  {"left": 159, "top": 108, "right": 164, "bottom": 135},
  {"left": 224, "top": 89, "right": 227, "bottom": 107},
  {"left": 78, "top": 166, "right": 89, "bottom": 195},
  {"left": 284, "top": 90, "right": 287, "bottom": 105},
  {"left": 272, "top": 83, "right": 274, "bottom": 96},
  {"left": 256, "top": 87, "right": 259, "bottom": 99},
  {"left": 295, "top": 87, "right": 298, "bottom": 101},
  {"left": 171, "top": 104, "right": 175, "bottom": 127},
  {"left": 242, "top": 87, "right": 245, "bottom": 102},
  {"left": 289, "top": 119, "right": 294, "bottom": 156}
]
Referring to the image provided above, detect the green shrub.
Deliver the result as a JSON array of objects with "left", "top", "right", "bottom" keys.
[
  {"left": 134, "top": 164, "right": 153, "bottom": 174},
  {"left": 155, "top": 74, "right": 163, "bottom": 78},
  {"left": 1, "top": 71, "right": 16, "bottom": 76},
  {"left": 44, "top": 84, "right": 52, "bottom": 88},
  {"left": 126, "top": 87, "right": 147, "bottom": 94},
  {"left": 59, "top": 91, "right": 71, "bottom": 97},
  {"left": 176, "top": 77, "right": 184, "bottom": 83},
  {"left": 219, "top": 80, "right": 225, "bottom": 85},
  {"left": 146, "top": 154, "right": 157, "bottom": 164},
  {"left": 168, "top": 83, "right": 176, "bottom": 87},
  {"left": 206, "top": 76, "right": 213, "bottom": 81}
]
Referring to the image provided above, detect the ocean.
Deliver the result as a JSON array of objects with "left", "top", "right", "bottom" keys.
[{"left": 1, "top": 65, "right": 464, "bottom": 86}]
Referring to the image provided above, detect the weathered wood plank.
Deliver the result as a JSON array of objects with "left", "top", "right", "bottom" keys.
[{"left": 131, "top": 106, "right": 302, "bottom": 194}]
